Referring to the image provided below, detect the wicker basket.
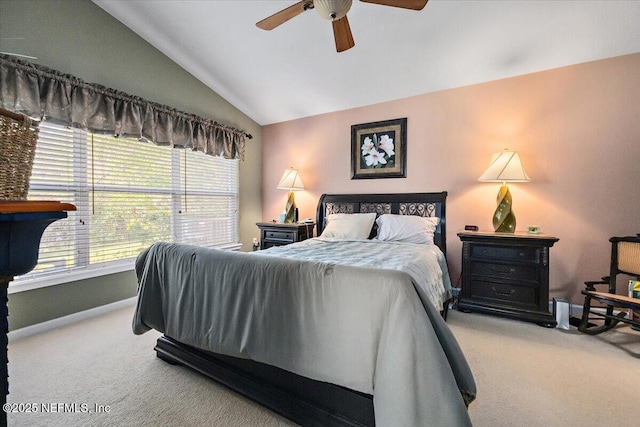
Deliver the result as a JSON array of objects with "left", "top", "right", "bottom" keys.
[{"left": 0, "top": 111, "right": 39, "bottom": 200}]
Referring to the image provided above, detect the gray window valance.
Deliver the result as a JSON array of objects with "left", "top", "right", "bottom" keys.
[{"left": 0, "top": 54, "right": 250, "bottom": 160}]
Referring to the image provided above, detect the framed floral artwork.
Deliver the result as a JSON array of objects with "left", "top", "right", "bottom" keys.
[{"left": 351, "top": 118, "right": 407, "bottom": 179}]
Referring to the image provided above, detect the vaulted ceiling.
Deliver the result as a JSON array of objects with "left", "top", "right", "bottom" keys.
[{"left": 94, "top": 0, "right": 640, "bottom": 125}]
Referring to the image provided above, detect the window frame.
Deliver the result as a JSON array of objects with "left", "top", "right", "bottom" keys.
[{"left": 9, "top": 123, "right": 240, "bottom": 294}]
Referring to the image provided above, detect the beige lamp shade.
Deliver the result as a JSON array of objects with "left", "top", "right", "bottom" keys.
[
  {"left": 478, "top": 149, "right": 530, "bottom": 183},
  {"left": 277, "top": 168, "right": 304, "bottom": 223},
  {"left": 478, "top": 149, "right": 530, "bottom": 233},
  {"left": 277, "top": 168, "right": 305, "bottom": 191}
]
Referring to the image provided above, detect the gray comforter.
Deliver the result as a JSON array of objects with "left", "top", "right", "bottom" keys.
[
  {"left": 255, "top": 237, "right": 452, "bottom": 311},
  {"left": 134, "top": 242, "right": 476, "bottom": 426}
]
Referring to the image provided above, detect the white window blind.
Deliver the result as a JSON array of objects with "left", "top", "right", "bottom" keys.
[{"left": 13, "top": 122, "right": 239, "bottom": 286}]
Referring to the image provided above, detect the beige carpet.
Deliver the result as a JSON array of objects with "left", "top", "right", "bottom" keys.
[
  {"left": 450, "top": 311, "right": 639, "bottom": 427},
  {"left": 7, "top": 306, "right": 639, "bottom": 426}
]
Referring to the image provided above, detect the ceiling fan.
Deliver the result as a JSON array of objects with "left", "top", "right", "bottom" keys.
[{"left": 256, "top": 0, "right": 428, "bottom": 53}]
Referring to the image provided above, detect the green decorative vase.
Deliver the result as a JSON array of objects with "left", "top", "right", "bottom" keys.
[{"left": 492, "top": 185, "right": 516, "bottom": 233}]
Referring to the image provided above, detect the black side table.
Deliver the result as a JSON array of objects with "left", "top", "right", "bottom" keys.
[
  {"left": 256, "top": 222, "right": 315, "bottom": 250},
  {"left": 457, "top": 231, "right": 559, "bottom": 327}
]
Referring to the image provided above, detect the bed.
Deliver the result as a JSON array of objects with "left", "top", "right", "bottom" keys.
[{"left": 133, "top": 192, "right": 476, "bottom": 426}]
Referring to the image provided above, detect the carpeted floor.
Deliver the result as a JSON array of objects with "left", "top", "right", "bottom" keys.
[
  {"left": 450, "top": 310, "right": 639, "bottom": 427},
  {"left": 7, "top": 306, "right": 639, "bottom": 426}
]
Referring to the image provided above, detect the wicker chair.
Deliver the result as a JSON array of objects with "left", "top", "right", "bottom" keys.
[{"left": 578, "top": 236, "right": 640, "bottom": 335}]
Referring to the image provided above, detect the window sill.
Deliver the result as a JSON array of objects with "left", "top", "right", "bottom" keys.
[{"left": 8, "top": 242, "right": 242, "bottom": 294}]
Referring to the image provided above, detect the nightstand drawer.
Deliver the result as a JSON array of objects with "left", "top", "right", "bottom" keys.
[
  {"left": 471, "top": 245, "right": 538, "bottom": 262},
  {"left": 256, "top": 222, "right": 315, "bottom": 250},
  {"left": 469, "top": 280, "right": 537, "bottom": 307},
  {"left": 471, "top": 262, "right": 537, "bottom": 282},
  {"left": 265, "top": 231, "right": 294, "bottom": 242}
]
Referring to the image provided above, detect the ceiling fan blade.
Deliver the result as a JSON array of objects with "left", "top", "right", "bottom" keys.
[
  {"left": 359, "top": 0, "right": 428, "bottom": 11},
  {"left": 332, "top": 15, "right": 355, "bottom": 53},
  {"left": 256, "top": 1, "right": 311, "bottom": 30}
]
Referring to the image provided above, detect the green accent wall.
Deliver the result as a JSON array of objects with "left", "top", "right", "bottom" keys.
[
  {"left": 8, "top": 271, "right": 137, "bottom": 331},
  {"left": 1, "top": 0, "right": 263, "bottom": 331}
]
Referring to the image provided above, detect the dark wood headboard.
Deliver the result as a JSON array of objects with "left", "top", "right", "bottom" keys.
[{"left": 315, "top": 192, "right": 447, "bottom": 255}]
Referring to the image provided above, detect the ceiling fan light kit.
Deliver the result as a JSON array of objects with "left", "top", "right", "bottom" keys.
[
  {"left": 256, "top": 0, "right": 428, "bottom": 53},
  {"left": 314, "top": 0, "right": 353, "bottom": 21}
]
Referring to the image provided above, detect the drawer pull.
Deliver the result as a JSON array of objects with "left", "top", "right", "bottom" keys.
[
  {"left": 491, "top": 286, "right": 516, "bottom": 297},
  {"left": 489, "top": 266, "right": 516, "bottom": 275}
]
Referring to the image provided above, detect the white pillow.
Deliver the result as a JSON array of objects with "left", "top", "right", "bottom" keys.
[
  {"left": 320, "top": 213, "right": 377, "bottom": 239},
  {"left": 375, "top": 214, "right": 439, "bottom": 244}
]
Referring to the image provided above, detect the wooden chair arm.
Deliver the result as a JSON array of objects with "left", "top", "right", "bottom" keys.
[{"left": 584, "top": 276, "right": 610, "bottom": 291}]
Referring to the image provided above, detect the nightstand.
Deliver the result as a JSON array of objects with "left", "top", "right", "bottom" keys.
[
  {"left": 457, "top": 231, "right": 559, "bottom": 327},
  {"left": 256, "top": 222, "right": 315, "bottom": 250}
]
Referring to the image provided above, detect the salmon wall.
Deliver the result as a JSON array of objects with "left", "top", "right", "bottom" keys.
[{"left": 262, "top": 53, "right": 640, "bottom": 304}]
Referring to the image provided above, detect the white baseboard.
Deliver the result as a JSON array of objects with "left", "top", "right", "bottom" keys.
[{"left": 8, "top": 297, "right": 137, "bottom": 342}]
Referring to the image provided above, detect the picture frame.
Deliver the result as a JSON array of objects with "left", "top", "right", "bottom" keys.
[{"left": 351, "top": 118, "right": 407, "bottom": 179}]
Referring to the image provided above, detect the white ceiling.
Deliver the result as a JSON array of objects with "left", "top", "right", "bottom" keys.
[{"left": 94, "top": 0, "right": 640, "bottom": 126}]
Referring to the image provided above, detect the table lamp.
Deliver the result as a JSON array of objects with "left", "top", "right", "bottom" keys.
[
  {"left": 277, "top": 168, "right": 305, "bottom": 223},
  {"left": 478, "top": 149, "right": 530, "bottom": 233}
]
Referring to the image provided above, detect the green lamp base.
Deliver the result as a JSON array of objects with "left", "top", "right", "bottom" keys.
[
  {"left": 284, "top": 191, "right": 296, "bottom": 223},
  {"left": 493, "top": 184, "right": 516, "bottom": 233}
]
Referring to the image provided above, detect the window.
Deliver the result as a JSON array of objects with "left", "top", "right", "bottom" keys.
[{"left": 12, "top": 122, "right": 239, "bottom": 290}]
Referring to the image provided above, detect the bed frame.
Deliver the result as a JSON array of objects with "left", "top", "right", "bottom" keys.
[{"left": 154, "top": 192, "right": 448, "bottom": 427}]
